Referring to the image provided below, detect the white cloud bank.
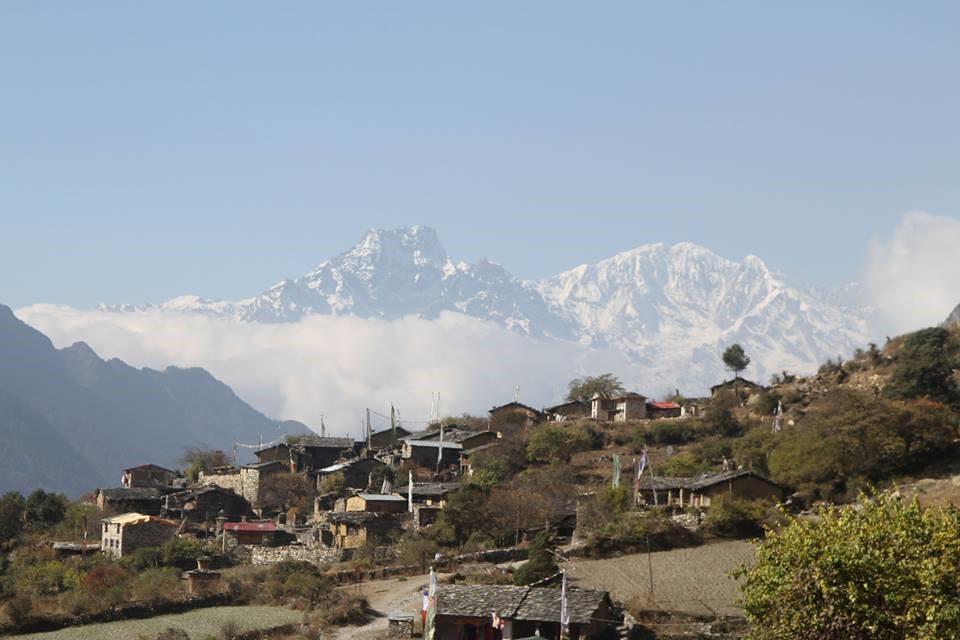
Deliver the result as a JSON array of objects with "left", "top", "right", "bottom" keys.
[
  {"left": 17, "top": 305, "right": 637, "bottom": 435},
  {"left": 864, "top": 211, "right": 960, "bottom": 336}
]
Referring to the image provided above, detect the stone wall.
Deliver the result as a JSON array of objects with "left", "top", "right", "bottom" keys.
[
  {"left": 250, "top": 544, "right": 349, "bottom": 566},
  {"left": 199, "top": 468, "right": 262, "bottom": 505},
  {"left": 121, "top": 522, "right": 177, "bottom": 557}
]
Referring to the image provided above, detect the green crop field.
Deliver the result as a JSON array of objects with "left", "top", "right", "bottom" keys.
[{"left": 11, "top": 605, "right": 302, "bottom": 640}]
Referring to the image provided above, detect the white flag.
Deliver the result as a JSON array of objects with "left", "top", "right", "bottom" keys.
[{"left": 560, "top": 569, "right": 570, "bottom": 634}]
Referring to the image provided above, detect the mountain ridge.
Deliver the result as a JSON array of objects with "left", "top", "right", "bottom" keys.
[
  {"left": 0, "top": 304, "right": 308, "bottom": 496},
  {"left": 98, "top": 226, "right": 872, "bottom": 392}
]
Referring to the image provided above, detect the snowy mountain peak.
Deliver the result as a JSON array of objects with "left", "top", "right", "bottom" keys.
[{"left": 100, "top": 230, "right": 871, "bottom": 393}]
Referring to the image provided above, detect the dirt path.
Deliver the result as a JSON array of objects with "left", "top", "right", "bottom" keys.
[
  {"left": 564, "top": 540, "right": 756, "bottom": 619},
  {"left": 327, "top": 574, "right": 431, "bottom": 640}
]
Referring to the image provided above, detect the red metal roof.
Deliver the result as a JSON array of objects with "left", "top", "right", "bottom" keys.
[
  {"left": 648, "top": 401, "right": 681, "bottom": 410},
  {"left": 223, "top": 521, "right": 277, "bottom": 533}
]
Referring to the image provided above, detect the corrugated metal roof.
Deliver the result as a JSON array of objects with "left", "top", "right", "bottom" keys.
[{"left": 402, "top": 439, "right": 463, "bottom": 450}]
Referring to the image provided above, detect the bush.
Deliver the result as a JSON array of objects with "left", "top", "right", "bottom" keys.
[
  {"left": 81, "top": 564, "right": 130, "bottom": 606},
  {"left": 304, "top": 592, "right": 369, "bottom": 627},
  {"left": 24, "top": 490, "right": 69, "bottom": 530},
  {"left": 583, "top": 513, "right": 701, "bottom": 558},
  {"left": 647, "top": 420, "right": 699, "bottom": 445},
  {"left": 512, "top": 533, "right": 557, "bottom": 586},
  {"left": 396, "top": 534, "right": 440, "bottom": 569},
  {"left": 1, "top": 595, "right": 33, "bottom": 626},
  {"left": 738, "top": 493, "right": 960, "bottom": 640},
  {"left": 656, "top": 452, "right": 712, "bottom": 477},
  {"left": 769, "top": 390, "right": 955, "bottom": 498},
  {"left": 129, "top": 567, "right": 182, "bottom": 602},
  {"left": 161, "top": 536, "right": 205, "bottom": 570},
  {"left": 702, "top": 497, "right": 768, "bottom": 538},
  {"left": 526, "top": 424, "right": 592, "bottom": 464}
]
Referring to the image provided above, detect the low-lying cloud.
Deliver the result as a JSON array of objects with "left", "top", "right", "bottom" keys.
[
  {"left": 17, "top": 305, "right": 636, "bottom": 435},
  {"left": 864, "top": 211, "right": 960, "bottom": 336}
]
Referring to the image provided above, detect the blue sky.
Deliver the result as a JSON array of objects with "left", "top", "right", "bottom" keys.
[{"left": 2, "top": 1, "right": 959, "bottom": 308}]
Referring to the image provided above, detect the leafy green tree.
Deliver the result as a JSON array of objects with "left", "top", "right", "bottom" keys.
[
  {"left": 722, "top": 344, "right": 751, "bottom": 406},
  {"left": 434, "top": 486, "right": 489, "bottom": 550},
  {"left": 24, "top": 490, "right": 68, "bottom": 530},
  {"left": 566, "top": 373, "right": 625, "bottom": 402},
  {"left": 738, "top": 493, "right": 960, "bottom": 640},
  {"left": 885, "top": 327, "right": 960, "bottom": 409},
  {"left": 526, "top": 424, "right": 591, "bottom": 465},
  {"left": 0, "top": 492, "right": 25, "bottom": 543},
  {"left": 180, "top": 447, "right": 231, "bottom": 482},
  {"left": 512, "top": 532, "right": 558, "bottom": 585},
  {"left": 722, "top": 344, "right": 751, "bottom": 378}
]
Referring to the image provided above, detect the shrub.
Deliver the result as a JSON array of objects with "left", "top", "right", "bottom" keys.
[
  {"left": 24, "top": 490, "right": 69, "bottom": 530},
  {"left": 304, "top": 592, "right": 369, "bottom": 627},
  {"left": 129, "top": 567, "right": 182, "bottom": 602},
  {"left": 647, "top": 420, "right": 699, "bottom": 445},
  {"left": 396, "top": 534, "right": 440, "bottom": 569},
  {"left": 656, "top": 452, "right": 712, "bottom": 477},
  {"left": 526, "top": 424, "right": 592, "bottom": 464},
  {"left": 1, "top": 595, "right": 33, "bottom": 626},
  {"left": 583, "top": 513, "right": 701, "bottom": 558},
  {"left": 702, "top": 497, "right": 768, "bottom": 538},
  {"left": 161, "top": 536, "right": 205, "bottom": 570},
  {"left": 738, "top": 493, "right": 960, "bottom": 640},
  {"left": 512, "top": 533, "right": 557, "bottom": 586},
  {"left": 81, "top": 564, "right": 131, "bottom": 606}
]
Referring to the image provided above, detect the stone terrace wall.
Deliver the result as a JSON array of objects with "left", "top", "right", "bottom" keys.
[{"left": 251, "top": 545, "right": 348, "bottom": 566}]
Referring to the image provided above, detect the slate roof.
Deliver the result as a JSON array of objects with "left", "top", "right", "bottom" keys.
[
  {"left": 436, "top": 584, "right": 608, "bottom": 624},
  {"left": 355, "top": 493, "right": 407, "bottom": 502},
  {"left": 242, "top": 461, "right": 285, "bottom": 471},
  {"left": 402, "top": 439, "right": 463, "bottom": 450},
  {"left": 99, "top": 487, "right": 162, "bottom": 500},
  {"left": 488, "top": 402, "right": 544, "bottom": 416},
  {"left": 123, "top": 463, "right": 176, "bottom": 474},
  {"left": 637, "top": 469, "right": 778, "bottom": 492},
  {"left": 394, "top": 482, "right": 460, "bottom": 497},
  {"left": 326, "top": 511, "right": 399, "bottom": 525}
]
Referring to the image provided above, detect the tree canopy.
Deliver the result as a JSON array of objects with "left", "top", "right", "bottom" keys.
[
  {"left": 566, "top": 374, "right": 625, "bottom": 402},
  {"left": 738, "top": 493, "right": 960, "bottom": 640},
  {"left": 722, "top": 344, "right": 751, "bottom": 377},
  {"left": 884, "top": 327, "right": 960, "bottom": 409}
]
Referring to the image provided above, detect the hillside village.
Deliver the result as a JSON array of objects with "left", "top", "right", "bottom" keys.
[{"left": 1, "top": 318, "right": 959, "bottom": 640}]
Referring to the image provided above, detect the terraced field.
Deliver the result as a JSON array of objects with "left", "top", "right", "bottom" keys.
[
  {"left": 565, "top": 540, "right": 757, "bottom": 619},
  {"left": 13, "top": 605, "right": 302, "bottom": 640}
]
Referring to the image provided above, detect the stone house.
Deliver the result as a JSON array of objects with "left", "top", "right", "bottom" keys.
[
  {"left": 433, "top": 584, "right": 614, "bottom": 640},
  {"left": 316, "top": 457, "right": 387, "bottom": 492},
  {"left": 488, "top": 402, "right": 545, "bottom": 427},
  {"left": 646, "top": 401, "right": 682, "bottom": 419},
  {"left": 412, "top": 427, "right": 499, "bottom": 451},
  {"left": 394, "top": 482, "right": 460, "bottom": 509},
  {"left": 326, "top": 511, "right": 401, "bottom": 549},
  {"left": 344, "top": 493, "right": 409, "bottom": 514},
  {"left": 100, "top": 512, "right": 178, "bottom": 558},
  {"left": 121, "top": 464, "right": 179, "bottom": 489},
  {"left": 710, "top": 377, "right": 762, "bottom": 400},
  {"left": 544, "top": 400, "right": 591, "bottom": 421},
  {"left": 402, "top": 439, "right": 463, "bottom": 468},
  {"left": 163, "top": 485, "right": 254, "bottom": 523},
  {"left": 368, "top": 425, "right": 412, "bottom": 450},
  {"left": 255, "top": 437, "right": 356, "bottom": 473},
  {"left": 199, "top": 460, "right": 285, "bottom": 507},
  {"left": 637, "top": 469, "right": 783, "bottom": 508},
  {"left": 223, "top": 520, "right": 279, "bottom": 545},
  {"left": 591, "top": 392, "right": 647, "bottom": 422},
  {"left": 96, "top": 487, "right": 163, "bottom": 515}
]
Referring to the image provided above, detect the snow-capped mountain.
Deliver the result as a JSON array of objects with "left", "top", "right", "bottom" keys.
[
  {"left": 101, "top": 226, "right": 578, "bottom": 339},
  {"left": 538, "top": 242, "right": 870, "bottom": 390},
  {"left": 101, "top": 226, "right": 872, "bottom": 393}
]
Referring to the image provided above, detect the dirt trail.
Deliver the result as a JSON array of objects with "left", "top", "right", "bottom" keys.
[{"left": 328, "top": 573, "right": 431, "bottom": 640}]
